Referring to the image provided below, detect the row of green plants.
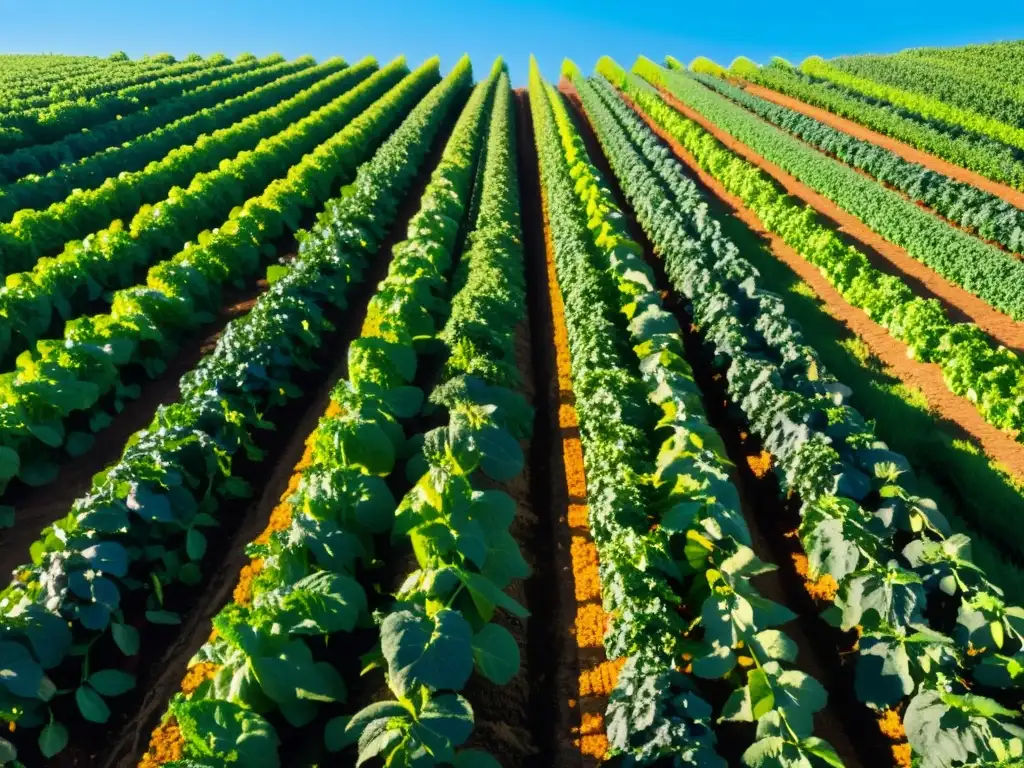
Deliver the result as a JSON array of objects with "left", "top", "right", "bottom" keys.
[
  {"left": 339, "top": 67, "right": 532, "bottom": 768},
  {"left": 139, "top": 56, "right": 499, "bottom": 768},
  {"left": 901, "top": 41, "right": 1024, "bottom": 90},
  {"left": 558, "top": 56, "right": 843, "bottom": 766},
  {"left": 0, "top": 54, "right": 152, "bottom": 104},
  {"left": 0, "top": 57, "right": 325, "bottom": 221},
  {"left": 820, "top": 52, "right": 1024, "bottom": 141},
  {"left": 0, "top": 55, "right": 295, "bottom": 183},
  {"left": 739, "top": 59, "right": 1024, "bottom": 194},
  {"left": 0, "top": 61, "right": 405, "bottom": 493},
  {"left": 0, "top": 56, "right": 274, "bottom": 153},
  {"left": 0, "top": 57, "right": 372, "bottom": 344},
  {"left": 0, "top": 54, "right": 215, "bottom": 115},
  {"left": 634, "top": 57, "right": 1024, "bottom": 324},
  {"left": 561, "top": 59, "right": 841, "bottom": 766},
  {"left": 593, "top": 57, "right": 1024, "bottom": 767},
  {"left": 797, "top": 56, "right": 1024, "bottom": 154},
  {"left": 0, "top": 57, "right": 357, "bottom": 274},
  {"left": 0, "top": 63, "right": 403, "bottom": 501},
  {"left": 0, "top": 60, "right": 410, "bottom": 497},
  {"left": 616, "top": 66, "right": 1024, "bottom": 443},
  {"left": 0, "top": 57, "right": 451, "bottom": 764},
  {"left": 679, "top": 60, "right": 1024, "bottom": 256}
]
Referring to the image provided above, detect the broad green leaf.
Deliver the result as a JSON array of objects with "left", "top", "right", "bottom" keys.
[
  {"left": 88, "top": 669, "right": 136, "bottom": 697},
  {"left": 75, "top": 685, "right": 110, "bottom": 723},
  {"left": 471, "top": 624, "right": 520, "bottom": 685},
  {"left": 39, "top": 721, "right": 68, "bottom": 758},
  {"left": 382, "top": 609, "right": 473, "bottom": 698},
  {"left": 747, "top": 668, "right": 775, "bottom": 719},
  {"left": 476, "top": 426, "right": 523, "bottom": 482},
  {"left": 462, "top": 571, "right": 528, "bottom": 621}
]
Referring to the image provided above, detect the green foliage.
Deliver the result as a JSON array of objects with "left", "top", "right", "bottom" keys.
[{"left": 591, "top": 58, "right": 1024, "bottom": 765}]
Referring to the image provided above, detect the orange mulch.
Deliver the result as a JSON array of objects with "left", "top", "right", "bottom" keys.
[
  {"left": 790, "top": 551, "right": 840, "bottom": 602},
  {"left": 180, "top": 662, "right": 220, "bottom": 695},
  {"left": 137, "top": 719, "right": 184, "bottom": 768},
  {"left": 137, "top": 400, "right": 345, "bottom": 766},
  {"left": 542, "top": 186, "right": 619, "bottom": 762}
]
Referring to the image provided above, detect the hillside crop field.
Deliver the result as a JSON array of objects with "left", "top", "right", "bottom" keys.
[{"left": 0, "top": 43, "right": 1022, "bottom": 768}]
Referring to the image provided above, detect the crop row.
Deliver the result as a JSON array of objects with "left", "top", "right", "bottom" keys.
[
  {"left": 685, "top": 64, "right": 1024, "bottom": 256},
  {"left": 594, "top": 57, "right": 1024, "bottom": 767},
  {"left": 543, "top": 60, "right": 843, "bottom": 766},
  {"left": 0, "top": 57, "right": 446, "bottom": 764},
  {"left": 0, "top": 56, "right": 277, "bottom": 153},
  {"left": 0, "top": 57, "right": 369, "bottom": 349},
  {"left": 797, "top": 56, "right": 1024, "bottom": 155},
  {"left": 902, "top": 41, "right": 1024, "bottom": 90},
  {"left": 0, "top": 55, "right": 149, "bottom": 103},
  {"left": 137, "top": 56, "right": 498, "bottom": 768},
  {"left": 0, "top": 59, "right": 406, "bottom": 498},
  {"left": 824, "top": 52, "right": 1024, "bottom": 135},
  {"left": 617, "top": 66, "right": 1024, "bottom": 444},
  {"left": 0, "top": 56, "right": 326, "bottom": 221},
  {"left": 0, "top": 54, "right": 299, "bottom": 183},
  {"left": 634, "top": 58, "right": 1024, "bottom": 323},
  {"left": 0, "top": 57, "right": 354, "bottom": 275},
  {"left": 340, "top": 66, "right": 531, "bottom": 768},
  {"left": 743, "top": 60, "right": 1024, "bottom": 193},
  {"left": 0, "top": 55, "right": 218, "bottom": 115}
]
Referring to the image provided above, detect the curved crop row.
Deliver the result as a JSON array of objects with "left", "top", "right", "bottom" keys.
[
  {"left": 136, "top": 57, "right": 497, "bottom": 768},
  {"left": 0, "top": 57, "right": 451, "bottom": 764},
  {"left": 0, "top": 59, "right": 410, "bottom": 500},
  {"left": 797, "top": 56, "right": 1024, "bottom": 154},
  {"left": 0, "top": 56, "right": 328, "bottom": 221},
  {"left": 0, "top": 58, "right": 376, "bottom": 351},
  {"left": 0, "top": 56, "right": 275, "bottom": 152},
  {"left": 0, "top": 55, "right": 146, "bottom": 103},
  {"left": 338, "top": 68, "right": 531, "bottom": 768},
  {"left": 688, "top": 65, "right": 1024, "bottom": 257},
  {"left": 0, "top": 55, "right": 301, "bottom": 184},
  {"left": 634, "top": 58, "right": 1024, "bottom": 322},
  {"left": 594, "top": 58, "right": 1024, "bottom": 767},
  {"left": 905, "top": 41, "right": 1024, "bottom": 90},
  {"left": 551, "top": 61, "right": 842, "bottom": 767},
  {"left": 0, "top": 55, "right": 217, "bottom": 116},
  {"left": 741, "top": 61, "right": 1024, "bottom": 194},
  {"left": 613, "top": 67, "right": 1024, "bottom": 442},
  {"left": 825, "top": 52, "right": 1024, "bottom": 134}
]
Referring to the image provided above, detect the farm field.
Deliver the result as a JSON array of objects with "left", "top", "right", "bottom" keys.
[{"left": 0, "top": 42, "right": 1022, "bottom": 768}]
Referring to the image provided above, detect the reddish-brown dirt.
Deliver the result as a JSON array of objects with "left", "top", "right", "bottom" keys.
[
  {"left": 742, "top": 81, "right": 1024, "bottom": 211},
  {"left": 521, "top": 85, "right": 620, "bottom": 765},
  {"left": 650, "top": 85, "right": 1024, "bottom": 357},
  {"left": 515, "top": 87, "right": 584, "bottom": 768},
  {"left": 615, "top": 87, "right": 1024, "bottom": 483}
]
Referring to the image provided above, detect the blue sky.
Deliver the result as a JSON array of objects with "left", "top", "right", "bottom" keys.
[{"left": 2, "top": 0, "right": 1023, "bottom": 85}]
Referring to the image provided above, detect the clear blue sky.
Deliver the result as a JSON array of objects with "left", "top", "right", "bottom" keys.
[{"left": 3, "top": 0, "right": 1023, "bottom": 86}]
